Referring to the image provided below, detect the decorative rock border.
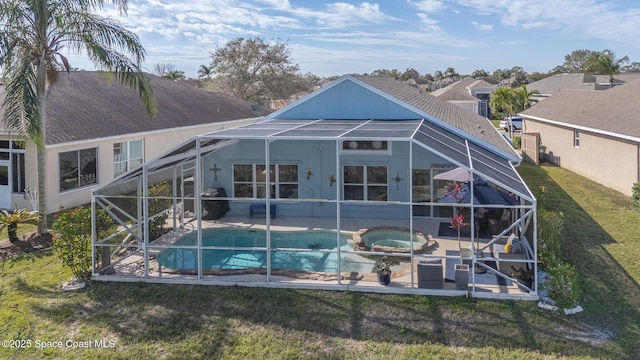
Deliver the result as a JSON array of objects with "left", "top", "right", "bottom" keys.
[{"left": 353, "top": 226, "right": 438, "bottom": 254}]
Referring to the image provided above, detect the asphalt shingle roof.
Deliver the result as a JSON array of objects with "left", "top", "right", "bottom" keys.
[
  {"left": 527, "top": 73, "right": 640, "bottom": 96},
  {"left": 527, "top": 73, "right": 596, "bottom": 95},
  {"left": 352, "top": 75, "right": 516, "bottom": 156},
  {"left": 521, "top": 78, "right": 640, "bottom": 139},
  {"left": 40, "top": 71, "right": 270, "bottom": 145},
  {"left": 430, "top": 77, "right": 495, "bottom": 101}
]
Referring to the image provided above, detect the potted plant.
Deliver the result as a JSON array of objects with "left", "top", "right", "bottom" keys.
[{"left": 375, "top": 256, "right": 393, "bottom": 285}]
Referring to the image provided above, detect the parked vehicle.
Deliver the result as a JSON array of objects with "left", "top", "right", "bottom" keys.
[{"left": 500, "top": 116, "right": 523, "bottom": 132}]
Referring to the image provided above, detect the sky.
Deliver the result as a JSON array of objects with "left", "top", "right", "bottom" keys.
[{"left": 64, "top": 0, "right": 640, "bottom": 79}]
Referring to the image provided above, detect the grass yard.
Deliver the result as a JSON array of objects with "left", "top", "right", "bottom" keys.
[{"left": 0, "top": 162, "right": 639, "bottom": 359}]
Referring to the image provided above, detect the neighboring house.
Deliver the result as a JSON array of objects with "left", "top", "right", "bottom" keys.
[
  {"left": 430, "top": 77, "right": 497, "bottom": 117},
  {"left": 93, "top": 75, "right": 537, "bottom": 300},
  {"left": 520, "top": 79, "right": 640, "bottom": 197},
  {"left": 406, "top": 78, "right": 430, "bottom": 93},
  {"left": 527, "top": 73, "right": 640, "bottom": 101},
  {"left": 0, "top": 71, "right": 269, "bottom": 213}
]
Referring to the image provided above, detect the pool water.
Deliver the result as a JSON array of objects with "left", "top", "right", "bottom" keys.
[{"left": 157, "top": 229, "right": 375, "bottom": 273}]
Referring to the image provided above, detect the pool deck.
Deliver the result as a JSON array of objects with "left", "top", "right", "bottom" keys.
[{"left": 98, "top": 215, "right": 536, "bottom": 300}]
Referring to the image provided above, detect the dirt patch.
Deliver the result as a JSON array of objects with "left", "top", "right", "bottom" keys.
[{"left": 0, "top": 232, "right": 53, "bottom": 261}]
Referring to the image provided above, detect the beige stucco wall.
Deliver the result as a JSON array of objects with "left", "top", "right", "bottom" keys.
[
  {"left": 525, "top": 120, "right": 639, "bottom": 196},
  {"left": 9, "top": 117, "right": 258, "bottom": 214}
]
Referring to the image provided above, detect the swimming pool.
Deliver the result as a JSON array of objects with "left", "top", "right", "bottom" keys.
[{"left": 156, "top": 228, "right": 376, "bottom": 274}]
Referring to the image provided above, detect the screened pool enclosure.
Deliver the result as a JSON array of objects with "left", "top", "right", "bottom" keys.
[{"left": 92, "top": 118, "right": 537, "bottom": 300}]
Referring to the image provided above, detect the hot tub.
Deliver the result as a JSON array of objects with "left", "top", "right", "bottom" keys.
[{"left": 353, "top": 226, "right": 436, "bottom": 254}]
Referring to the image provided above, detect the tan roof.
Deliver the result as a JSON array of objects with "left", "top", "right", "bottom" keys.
[{"left": 521, "top": 78, "right": 640, "bottom": 138}]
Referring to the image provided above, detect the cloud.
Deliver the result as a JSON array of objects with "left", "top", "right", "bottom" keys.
[
  {"left": 450, "top": 0, "right": 640, "bottom": 41},
  {"left": 407, "top": 0, "right": 445, "bottom": 13},
  {"left": 471, "top": 21, "right": 493, "bottom": 31},
  {"left": 259, "top": 1, "right": 397, "bottom": 29}
]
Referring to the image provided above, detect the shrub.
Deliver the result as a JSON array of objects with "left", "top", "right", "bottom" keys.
[
  {"left": 147, "top": 182, "right": 173, "bottom": 240},
  {"left": 52, "top": 206, "right": 113, "bottom": 280},
  {"left": 512, "top": 136, "right": 521, "bottom": 149},
  {"left": 530, "top": 183, "right": 547, "bottom": 209},
  {"left": 543, "top": 261, "right": 580, "bottom": 309},
  {"left": 537, "top": 209, "right": 564, "bottom": 268},
  {"left": 632, "top": 182, "right": 640, "bottom": 212}
]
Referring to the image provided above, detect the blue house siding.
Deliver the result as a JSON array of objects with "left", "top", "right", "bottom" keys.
[
  {"left": 202, "top": 139, "right": 453, "bottom": 220},
  {"left": 275, "top": 81, "right": 421, "bottom": 120}
]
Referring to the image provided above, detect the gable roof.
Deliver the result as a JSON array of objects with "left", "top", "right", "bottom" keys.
[
  {"left": 431, "top": 77, "right": 496, "bottom": 101},
  {"left": 521, "top": 78, "right": 640, "bottom": 140},
  {"left": 28, "top": 71, "right": 270, "bottom": 145},
  {"left": 293, "top": 75, "right": 517, "bottom": 159}
]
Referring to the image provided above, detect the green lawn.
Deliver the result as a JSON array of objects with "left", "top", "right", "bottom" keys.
[{"left": 0, "top": 162, "right": 639, "bottom": 359}]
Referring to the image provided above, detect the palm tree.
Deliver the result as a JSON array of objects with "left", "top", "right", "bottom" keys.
[
  {"left": 433, "top": 70, "right": 444, "bottom": 90},
  {"left": 490, "top": 86, "right": 519, "bottom": 137},
  {"left": 514, "top": 84, "right": 540, "bottom": 112},
  {"left": 0, "top": 0, "right": 157, "bottom": 234},
  {"left": 163, "top": 70, "right": 185, "bottom": 80},
  {"left": 489, "top": 86, "right": 517, "bottom": 118},
  {"left": 198, "top": 64, "right": 214, "bottom": 80},
  {"left": 444, "top": 67, "right": 459, "bottom": 81},
  {"left": 584, "top": 49, "right": 629, "bottom": 88}
]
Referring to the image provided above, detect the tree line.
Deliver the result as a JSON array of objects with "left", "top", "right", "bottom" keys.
[{"left": 161, "top": 38, "right": 636, "bottom": 107}]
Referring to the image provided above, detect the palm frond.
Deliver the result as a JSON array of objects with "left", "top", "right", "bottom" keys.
[
  {"left": 48, "top": 10, "right": 157, "bottom": 118},
  {"left": 1, "top": 56, "right": 41, "bottom": 145}
]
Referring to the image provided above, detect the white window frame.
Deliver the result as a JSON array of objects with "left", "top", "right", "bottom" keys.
[
  {"left": 574, "top": 130, "right": 580, "bottom": 148},
  {"left": 232, "top": 163, "right": 299, "bottom": 199},
  {"left": 114, "top": 139, "right": 144, "bottom": 177}
]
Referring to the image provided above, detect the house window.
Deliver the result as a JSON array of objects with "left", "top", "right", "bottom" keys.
[
  {"left": 233, "top": 164, "right": 298, "bottom": 199},
  {"left": 574, "top": 130, "right": 580, "bottom": 147},
  {"left": 59, "top": 148, "right": 98, "bottom": 192},
  {"left": 343, "top": 165, "right": 387, "bottom": 201},
  {"left": 114, "top": 139, "right": 143, "bottom": 177}
]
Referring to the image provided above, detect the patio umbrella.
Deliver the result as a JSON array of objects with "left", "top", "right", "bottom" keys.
[{"left": 433, "top": 167, "right": 473, "bottom": 182}]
